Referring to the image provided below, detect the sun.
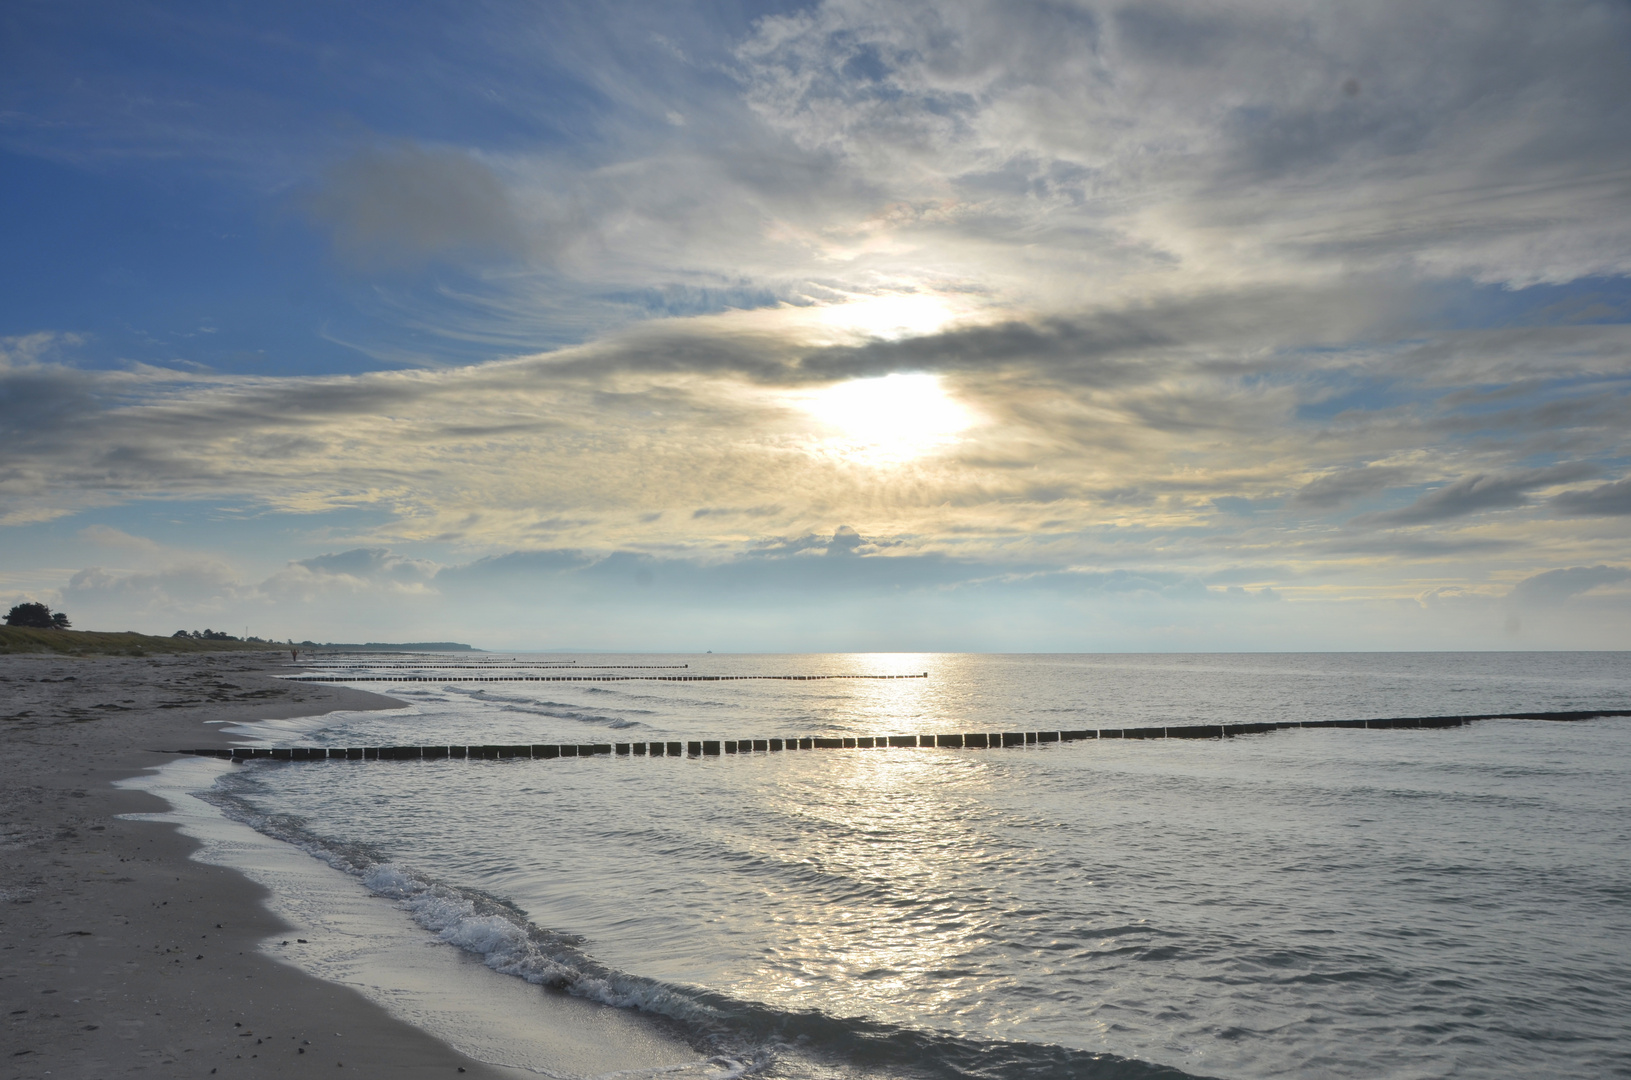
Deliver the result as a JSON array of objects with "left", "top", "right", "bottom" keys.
[{"left": 798, "top": 372, "right": 977, "bottom": 464}]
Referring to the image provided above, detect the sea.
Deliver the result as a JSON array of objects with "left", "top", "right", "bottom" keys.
[{"left": 187, "top": 652, "right": 1631, "bottom": 1080}]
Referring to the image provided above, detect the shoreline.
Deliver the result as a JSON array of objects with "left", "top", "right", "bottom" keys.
[{"left": 0, "top": 652, "right": 534, "bottom": 1078}]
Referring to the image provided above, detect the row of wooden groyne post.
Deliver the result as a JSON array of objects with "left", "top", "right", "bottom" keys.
[
  {"left": 281, "top": 672, "right": 930, "bottom": 684},
  {"left": 178, "top": 709, "right": 1630, "bottom": 762}
]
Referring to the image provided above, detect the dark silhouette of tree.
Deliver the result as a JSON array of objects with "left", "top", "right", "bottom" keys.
[{"left": 4, "top": 602, "right": 70, "bottom": 629}]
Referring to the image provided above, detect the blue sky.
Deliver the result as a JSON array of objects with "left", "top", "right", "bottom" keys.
[{"left": 3, "top": 0, "right": 1630, "bottom": 650}]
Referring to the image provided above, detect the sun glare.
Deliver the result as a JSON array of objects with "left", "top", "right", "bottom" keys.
[
  {"left": 816, "top": 294, "right": 958, "bottom": 340},
  {"left": 799, "top": 372, "right": 976, "bottom": 464}
]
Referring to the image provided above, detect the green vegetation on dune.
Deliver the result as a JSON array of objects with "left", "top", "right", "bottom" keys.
[{"left": 0, "top": 627, "right": 276, "bottom": 656}]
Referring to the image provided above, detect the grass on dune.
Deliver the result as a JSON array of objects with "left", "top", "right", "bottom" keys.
[{"left": 0, "top": 626, "right": 278, "bottom": 656}]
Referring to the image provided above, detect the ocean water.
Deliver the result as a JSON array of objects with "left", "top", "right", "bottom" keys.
[{"left": 208, "top": 653, "right": 1631, "bottom": 1080}]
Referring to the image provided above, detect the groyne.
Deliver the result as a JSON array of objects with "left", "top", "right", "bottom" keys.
[
  {"left": 283, "top": 672, "right": 930, "bottom": 683},
  {"left": 176, "top": 709, "right": 1631, "bottom": 762}
]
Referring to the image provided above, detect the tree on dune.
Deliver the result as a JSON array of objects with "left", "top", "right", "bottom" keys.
[{"left": 4, "top": 602, "right": 71, "bottom": 629}]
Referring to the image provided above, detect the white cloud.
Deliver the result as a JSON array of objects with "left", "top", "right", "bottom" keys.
[
  {"left": 65, "top": 560, "right": 248, "bottom": 613},
  {"left": 262, "top": 548, "right": 441, "bottom": 600},
  {"left": 728, "top": 0, "right": 1631, "bottom": 299}
]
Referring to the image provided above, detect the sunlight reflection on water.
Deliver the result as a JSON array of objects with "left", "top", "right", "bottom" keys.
[{"left": 219, "top": 652, "right": 1631, "bottom": 1080}]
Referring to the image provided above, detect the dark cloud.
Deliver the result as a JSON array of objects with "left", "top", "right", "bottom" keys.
[
  {"left": 1551, "top": 477, "right": 1631, "bottom": 516},
  {"left": 1224, "top": 99, "right": 1434, "bottom": 185},
  {"left": 1507, "top": 565, "right": 1631, "bottom": 606},
  {"left": 791, "top": 283, "right": 1406, "bottom": 386},
  {"left": 1349, "top": 464, "right": 1596, "bottom": 527},
  {"left": 745, "top": 526, "right": 881, "bottom": 559},
  {"left": 521, "top": 304, "right": 1181, "bottom": 387},
  {"left": 691, "top": 505, "right": 782, "bottom": 519},
  {"left": 1292, "top": 465, "right": 1413, "bottom": 509},
  {"left": 0, "top": 366, "right": 97, "bottom": 439},
  {"left": 1318, "top": 533, "right": 1518, "bottom": 558},
  {"left": 303, "top": 143, "right": 526, "bottom": 270},
  {"left": 795, "top": 315, "right": 1169, "bottom": 385},
  {"left": 292, "top": 548, "right": 436, "bottom": 583},
  {"left": 1210, "top": 496, "right": 1278, "bottom": 517},
  {"left": 1113, "top": 3, "right": 1239, "bottom": 66},
  {"left": 828, "top": 524, "right": 863, "bottom": 555}
]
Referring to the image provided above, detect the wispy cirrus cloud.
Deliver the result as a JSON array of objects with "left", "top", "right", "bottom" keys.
[{"left": 1349, "top": 465, "right": 1598, "bottom": 528}]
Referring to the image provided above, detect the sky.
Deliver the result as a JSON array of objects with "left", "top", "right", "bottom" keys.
[{"left": 3, "top": 0, "right": 1630, "bottom": 652}]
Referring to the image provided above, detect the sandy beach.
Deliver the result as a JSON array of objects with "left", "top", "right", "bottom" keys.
[{"left": 0, "top": 651, "right": 540, "bottom": 1079}]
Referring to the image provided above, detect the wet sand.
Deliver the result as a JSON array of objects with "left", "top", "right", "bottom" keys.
[{"left": 0, "top": 652, "right": 694, "bottom": 1079}]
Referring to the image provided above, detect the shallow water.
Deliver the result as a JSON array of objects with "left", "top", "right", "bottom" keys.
[
  {"left": 119, "top": 758, "right": 705, "bottom": 1080},
  {"left": 211, "top": 653, "right": 1631, "bottom": 1080}
]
